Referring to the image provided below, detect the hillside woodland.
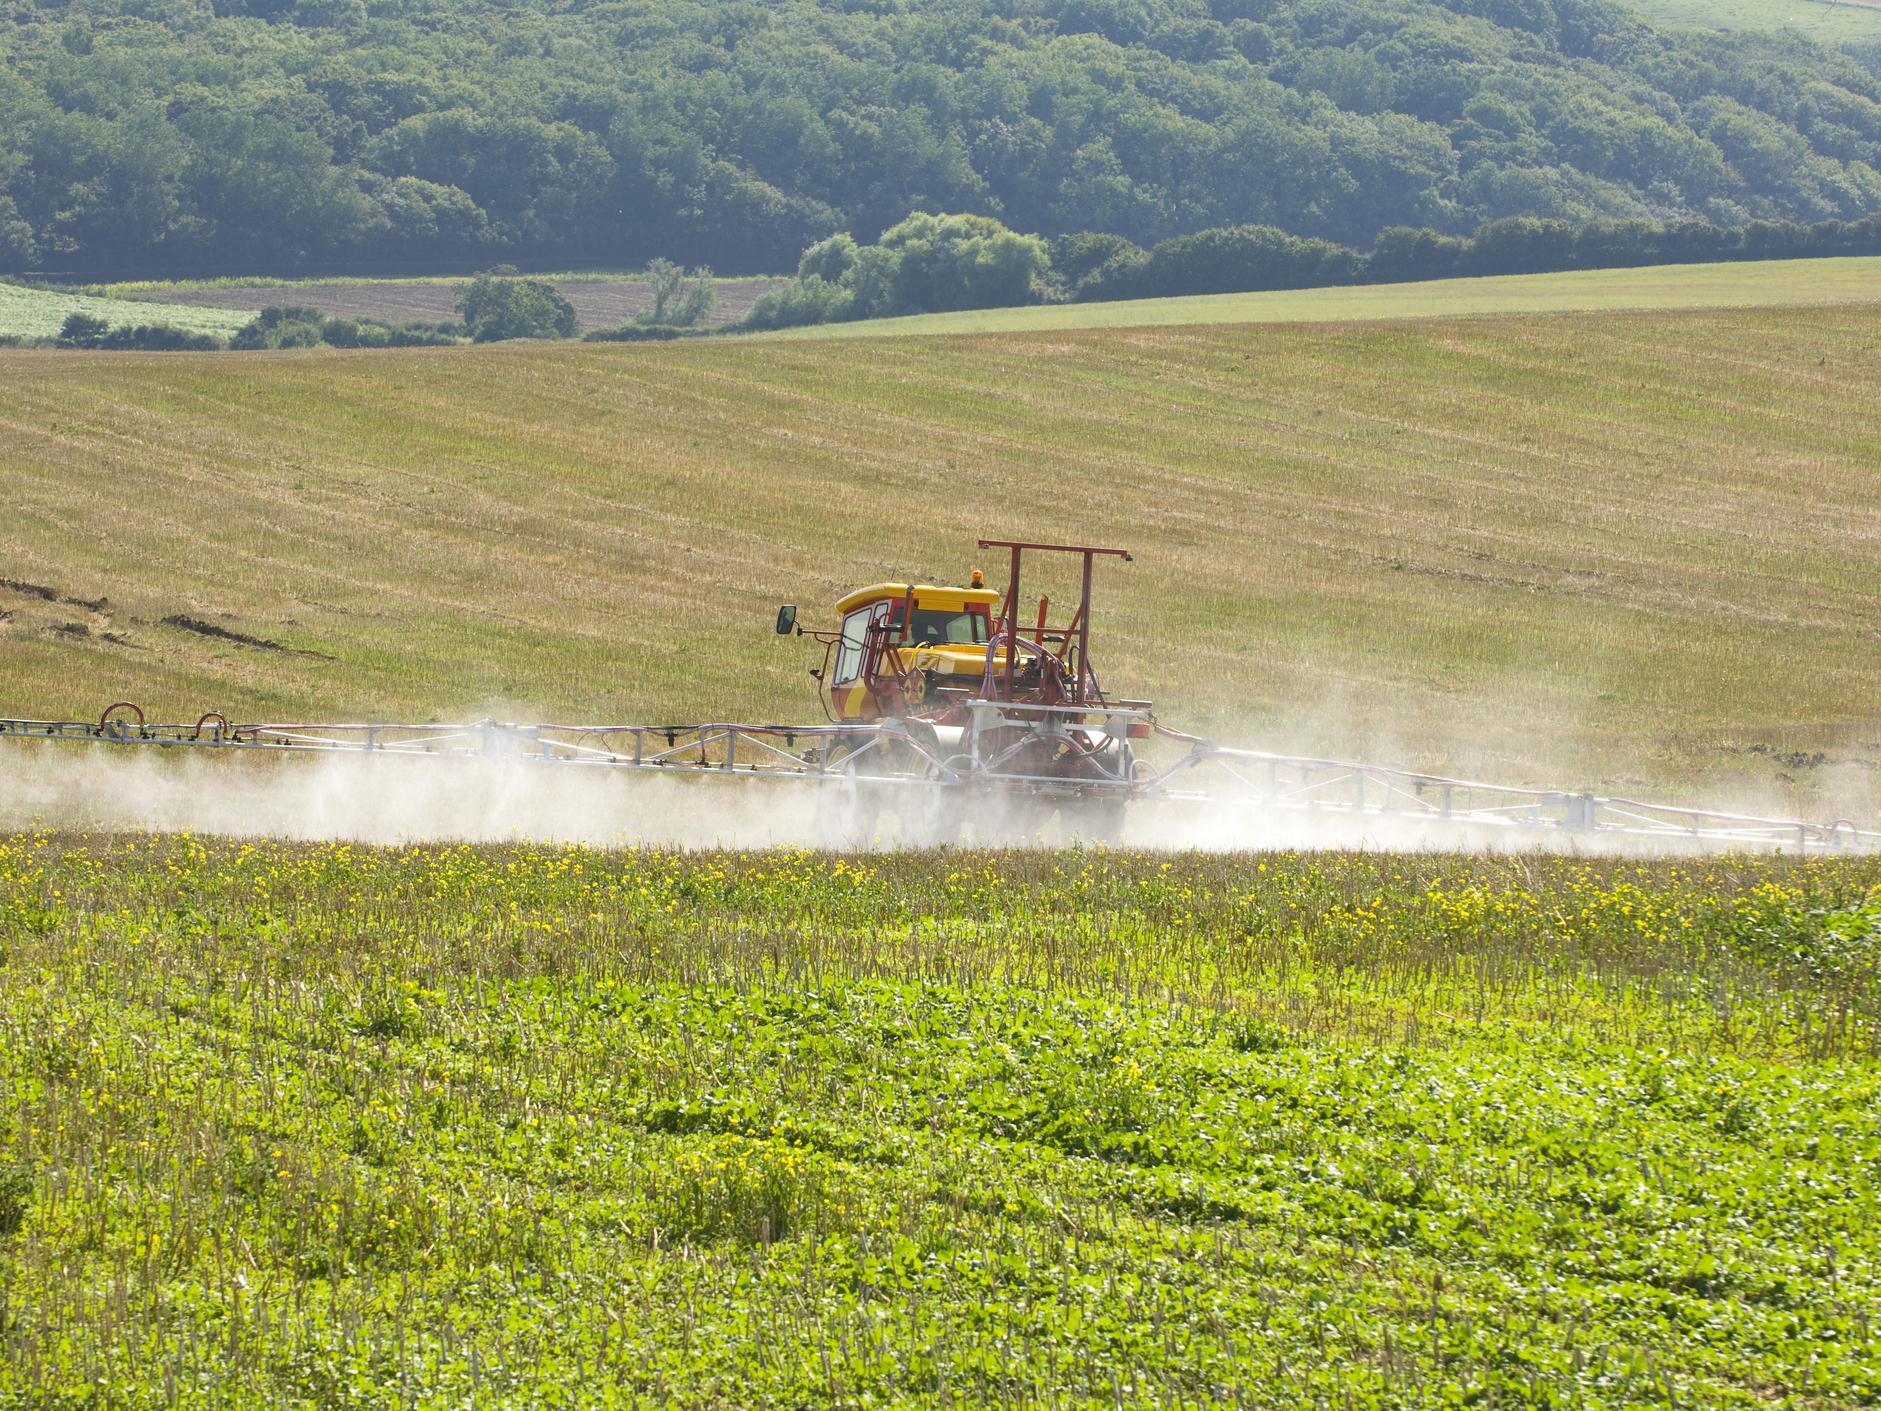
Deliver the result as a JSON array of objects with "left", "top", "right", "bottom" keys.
[{"left": 5, "top": 0, "right": 1881, "bottom": 276}]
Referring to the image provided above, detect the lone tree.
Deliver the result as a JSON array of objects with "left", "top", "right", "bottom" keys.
[
  {"left": 56, "top": 311, "right": 111, "bottom": 348},
  {"left": 636, "top": 258, "right": 716, "bottom": 327},
  {"left": 455, "top": 274, "right": 578, "bottom": 342}
]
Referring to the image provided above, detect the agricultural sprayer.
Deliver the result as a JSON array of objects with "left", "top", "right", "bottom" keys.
[{"left": 2, "top": 539, "right": 1875, "bottom": 853}]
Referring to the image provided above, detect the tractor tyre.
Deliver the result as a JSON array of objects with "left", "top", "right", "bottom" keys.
[{"left": 1064, "top": 793, "right": 1129, "bottom": 845}]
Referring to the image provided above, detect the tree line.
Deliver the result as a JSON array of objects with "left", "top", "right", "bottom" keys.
[
  {"left": 4, "top": 0, "right": 1881, "bottom": 279},
  {"left": 746, "top": 208, "right": 1881, "bottom": 328},
  {"left": 27, "top": 206, "right": 1881, "bottom": 349}
]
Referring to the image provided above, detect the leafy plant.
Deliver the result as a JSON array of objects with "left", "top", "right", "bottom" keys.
[
  {"left": 232, "top": 304, "right": 457, "bottom": 349},
  {"left": 1, "top": 834, "right": 1877, "bottom": 1406},
  {"left": 742, "top": 211, "right": 1049, "bottom": 329},
  {"left": 0, "top": 1164, "right": 28, "bottom": 1237},
  {"left": 54, "top": 311, "right": 109, "bottom": 347},
  {"left": 635, "top": 258, "right": 716, "bottom": 328},
  {"left": 454, "top": 274, "right": 578, "bottom": 341}
]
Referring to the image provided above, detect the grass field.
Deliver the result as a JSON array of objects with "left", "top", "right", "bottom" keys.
[
  {"left": 1625, "top": 0, "right": 1881, "bottom": 39},
  {"left": 4, "top": 283, "right": 1880, "bottom": 816},
  {"left": 1, "top": 835, "right": 1876, "bottom": 1407},
  {"left": 0, "top": 282, "right": 256, "bottom": 341},
  {"left": 102, "top": 273, "right": 787, "bottom": 330},
  {"left": 764, "top": 256, "right": 1881, "bottom": 339}
]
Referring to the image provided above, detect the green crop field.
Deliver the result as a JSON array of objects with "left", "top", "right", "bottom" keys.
[
  {"left": 4, "top": 277, "right": 1880, "bottom": 816},
  {"left": 1624, "top": 0, "right": 1881, "bottom": 39},
  {"left": 0, "top": 282, "right": 256, "bottom": 342},
  {"left": 1, "top": 835, "right": 1877, "bottom": 1407}
]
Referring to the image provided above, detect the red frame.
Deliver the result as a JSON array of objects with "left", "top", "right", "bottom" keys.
[{"left": 978, "top": 540, "right": 1131, "bottom": 706}]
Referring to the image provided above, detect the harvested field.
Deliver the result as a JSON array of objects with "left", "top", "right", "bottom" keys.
[
  {"left": 122, "top": 275, "right": 788, "bottom": 329},
  {"left": 3, "top": 294, "right": 1880, "bottom": 816}
]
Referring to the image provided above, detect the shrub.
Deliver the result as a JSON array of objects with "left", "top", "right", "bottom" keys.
[
  {"left": 384, "top": 322, "right": 458, "bottom": 347},
  {"left": 234, "top": 306, "right": 452, "bottom": 350},
  {"left": 1126, "top": 224, "right": 1359, "bottom": 299},
  {"left": 742, "top": 211, "right": 1050, "bottom": 330},
  {"left": 55, "top": 311, "right": 111, "bottom": 347},
  {"left": 740, "top": 274, "right": 854, "bottom": 330},
  {"left": 59, "top": 313, "right": 222, "bottom": 350},
  {"left": 232, "top": 305, "right": 327, "bottom": 350},
  {"left": 126, "top": 324, "right": 218, "bottom": 350},
  {"left": 0, "top": 1164, "right": 30, "bottom": 1236},
  {"left": 636, "top": 258, "right": 716, "bottom": 328},
  {"left": 1367, "top": 225, "right": 1468, "bottom": 284},
  {"left": 455, "top": 274, "right": 578, "bottom": 342},
  {"left": 1465, "top": 216, "right": 1579, "bottom": 276},
  {"left": 319, "top": 315, "right": 366, "bottom": 347},
  {"left": 796, "top": 233, "right": 859, "bottom": 285},
  {"left": 583, "top": 324, "right": 688, "bottom": 341},
  {"left": 1049, "top": 231, "right": 1147, "bottom": 299},
  {"left": 870, "top": 211, "right": 1051, "bottom": 317},
  {"left": 1069, "top": 244, "right": 1151, "bottom": 302}
]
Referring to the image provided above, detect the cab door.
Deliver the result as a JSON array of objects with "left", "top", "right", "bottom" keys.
[{"left": 829, "top": 607, "right": 874, "bottom": 719}]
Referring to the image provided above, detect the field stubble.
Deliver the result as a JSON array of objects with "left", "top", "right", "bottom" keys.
[{"left": 2, "top": 298, "right": 1879, "bottom": 820}]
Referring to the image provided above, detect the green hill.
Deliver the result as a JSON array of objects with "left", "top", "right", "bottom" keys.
[{"left": 5, "top": 0, "right": 1881, "bottom": 279}]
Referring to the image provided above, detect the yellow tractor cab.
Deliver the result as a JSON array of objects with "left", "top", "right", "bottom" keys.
[
  {"left": 823, "top": 581, "right": 1002, "bottom": 720},
  {"left": 776, "top": 542, "right": 1150, "bottom": 746}
]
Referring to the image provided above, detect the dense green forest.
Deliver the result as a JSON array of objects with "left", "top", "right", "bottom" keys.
[{"left": 4, "top": 0, "right": 1881, "bottom": 276}]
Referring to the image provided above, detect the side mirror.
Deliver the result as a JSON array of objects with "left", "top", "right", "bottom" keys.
[{"left": 775, "top": 604, "right": 797, "bottom": 636}]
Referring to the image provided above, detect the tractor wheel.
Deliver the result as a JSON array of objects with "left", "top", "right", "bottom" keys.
[
  {"left": 813, "top": 741, "right": 885, "bottom": 848},
  {"left": 902, "top": 784, "right": 966, "bottom": 848},
  {"left": 1063, "top": 793, "right": 1129, "bottom": 845},
  {"left": 883, "top": 719, "right": 966, "bottom": 847},
  {"left": 994, "top": 793, "right": 1058, "bottom": 845}
]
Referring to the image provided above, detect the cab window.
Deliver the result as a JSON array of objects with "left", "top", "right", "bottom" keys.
[
  {"left": 906, "top": 608, "right": 988, "bottom": 647},
  {"left": 833, "top": 608, "right": 869, "bottom": 683}
]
